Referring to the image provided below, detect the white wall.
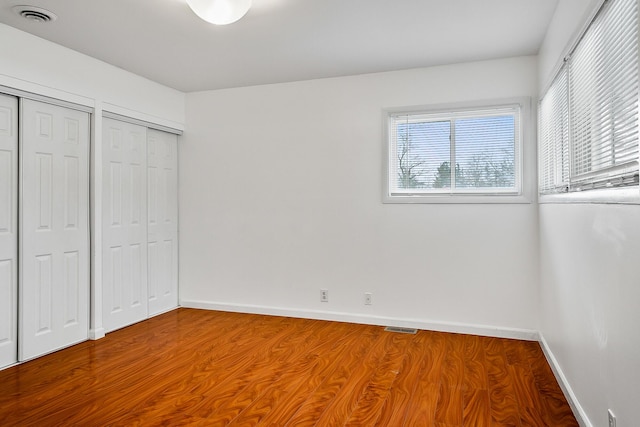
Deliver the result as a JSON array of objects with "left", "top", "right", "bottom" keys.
[
  {"left": 539, "top": 205, "right": 640, "bottom": 426},
  {"left": 0, "top": 24, "right": 185, "bottom": 128},
  {"left": 537, "top": 1, "right": 640, "bottom": 425},
  {"left": 180, "top": 56, "right": 540, "bottom": 336}
]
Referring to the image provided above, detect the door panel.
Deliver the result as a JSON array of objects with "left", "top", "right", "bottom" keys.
[
  {"left": 20, "top": 99, "right": 89, "bottom": 361},
  {"left": 0, "top": 94, "right": 18, "bottom": 368},
  {"left": 147, "top": 129, "right": 178, "bottom": 316},
  {"left": 102, "top": 118, "right": 148, "bottom": 332}
]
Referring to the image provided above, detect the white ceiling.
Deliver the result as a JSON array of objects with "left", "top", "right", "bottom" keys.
[{"left": 0, "top": 0, "right": 558, "bottom": 93}]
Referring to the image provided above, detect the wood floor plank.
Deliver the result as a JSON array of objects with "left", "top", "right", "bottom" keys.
[
  {"left": 485, "top": 338, "right": 523, "bottom": 427},
  {"left": 0, "top": 309, "right": 579, "bottom": 426},
  {"left": 434, "top": 333, "right": 466, "bottom": 426},
  {"left": 463, "top": 388, "right": 491, "bottom": 427},
  {"left": 463, "top": 335, "right": 488, "bottom": 391},
  {"left": 439, "top": 333, "right": 466, "bottom": 390},
  {"left": 374, "top": 331, "right": 432, "bottom": 426},
  {"left": 283, "top": 327, "right": 381, "bottom": 426},
  {"left": 434, "top": 384, "right": 463, "bottom": 426},
  {"left": 523, "top": 342, "right": 578, "bottom": 427},
  {"left": 311, "top": 330, "right": 397, "bottom": 425},
  {"left": 402, "top": 331, "right": 447, "bottom": 426},
  {"left": 252, "top": 323, "right": 374, "bottom": 426},
  {"left": 343, "top": 332, "right": 414, "bottom": 426},
  {"left": 231, "top": 322, "right": 363, "bottom": 425},
  {"left": 200, "top": 320, "right": 333, "bottom": 425},
  {"left": 504, "top": 339, "right": 529, "bottom": 369},
  {"left": 510, "top": 365, "right": 550, "bottom": 427},
  {"left": 542, "top": 394, "right": 580, "bottom": 427}
]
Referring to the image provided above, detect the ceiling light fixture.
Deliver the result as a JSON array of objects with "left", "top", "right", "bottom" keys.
[{"left": 186, "top": 0, "right": 252, "bottom": 25}]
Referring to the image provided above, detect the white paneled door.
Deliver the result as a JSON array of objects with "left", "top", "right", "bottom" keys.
[
  {"left": 102, "top": 118, "right": 148, "bottom": 332},
  {"left": 19, "top": 99, "right": 90, "bottom": 361},
  {"left": 0, "top": 94, "right": 18, "bottom": 367},
  {"left": 147, "top": 130, "right": 179, "bottom": 316}
]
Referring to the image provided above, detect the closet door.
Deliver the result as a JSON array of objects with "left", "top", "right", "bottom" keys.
[
  {"left": 20, "top": 99, "right": 89, "bottom": 361},
  {"left": 147, "top": 130, "right": 178, "bottom": 316},
  {"left": 102, "top": 118, "right": 148, "bottom": 332},
  {"left": 0, "top": 94, "right": 18, "bottom": 367}
]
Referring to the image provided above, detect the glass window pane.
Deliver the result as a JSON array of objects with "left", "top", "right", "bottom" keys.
[
  {"left": 396, "top": 120, "right": 450, "bottom": 189},
  {"left": 454, "top": 115, "right": 516, "bottom": 189}
]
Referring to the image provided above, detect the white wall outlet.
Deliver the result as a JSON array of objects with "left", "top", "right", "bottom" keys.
[
  {"left": 320, "top": 289, "right": 328, "bottom": 302},
  {"left": 364, "top": 292, "right": 372, "bottom": 305},
  {"left": 608, "top": 409, "right": 616, "bottom": 427}
]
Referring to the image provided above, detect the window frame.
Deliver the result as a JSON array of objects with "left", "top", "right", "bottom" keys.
[{"left": 382, "top": 97, "right": 532, "bottom": 204}]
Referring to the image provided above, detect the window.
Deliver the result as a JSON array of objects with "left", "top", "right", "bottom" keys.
[
  {"left": 384, "top": 99, "right": 527, "bottom": 203},
  {"left": 539, "top": 0, "right": 639, "bottom": 199}
]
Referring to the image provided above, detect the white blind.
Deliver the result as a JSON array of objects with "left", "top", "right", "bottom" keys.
[
  {"left": 569, "top": 0, "right": 639, "bottom": 187},
  {"left": 539, "top": 0, "right": 639, "bottom": 195},
  {"left": 539, "top": 65, "right": 569, "bottom": 193}
]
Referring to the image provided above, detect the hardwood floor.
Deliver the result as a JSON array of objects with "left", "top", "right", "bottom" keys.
[{"left": 0, "top": 308, "right": 578, "bottom": 426}]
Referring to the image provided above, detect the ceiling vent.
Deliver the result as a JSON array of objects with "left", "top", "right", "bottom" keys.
[{"left": 12, "top": 5, "right": 57, "bottom": 23}]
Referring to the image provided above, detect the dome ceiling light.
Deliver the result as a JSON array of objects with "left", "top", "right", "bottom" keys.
[{"left": 186, "top": 0, "right": 252, "bottom": 25}]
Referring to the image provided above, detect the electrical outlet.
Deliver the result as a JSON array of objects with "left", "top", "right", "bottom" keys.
[
  {"left": 608, "top": 409, "right": 616, "bottom": 427},
  {"left": 320, "top": 289, "right": 328, "bottom": 302},
  {"left": 364, "top": 292, "right": 372, "bottom": 305}
]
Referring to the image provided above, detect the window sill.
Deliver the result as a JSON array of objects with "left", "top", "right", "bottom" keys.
[
  {"left": 383, "top": 194, "right": 532, "bottom": 204},
  {"left": 539, "top": 187, "right": 640, "bottom": 205}
]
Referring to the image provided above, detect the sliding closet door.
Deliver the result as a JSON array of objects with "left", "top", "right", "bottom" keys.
[
  {"left": 0, "top": 94, "right": 18, "bottom": 367},
  {"left": 147, "top": 129, "right": 178, "bottom": 316},
  {"left": 19, "top": 99, "right": 89, "bottom": 361},
  {"left": 102, "top": 118, "right": 148, "bottom": 332}
]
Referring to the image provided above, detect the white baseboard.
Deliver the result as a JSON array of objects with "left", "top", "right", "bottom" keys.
[
  {"left": 179, "top": 299, "right": 539, "bottom": 341},
  {"left": 148, "top": 305, "right": 180, "bottom": 318},
  {"left": 0, "top": 361, "right": 19, "bottom": 372},
  {"left": 538, "top": 333, "right": 592, "bottom": 427}
]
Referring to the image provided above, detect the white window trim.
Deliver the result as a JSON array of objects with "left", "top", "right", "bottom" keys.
[{"left": 382, "top": 97, "right": 534, "bottom": 204}]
